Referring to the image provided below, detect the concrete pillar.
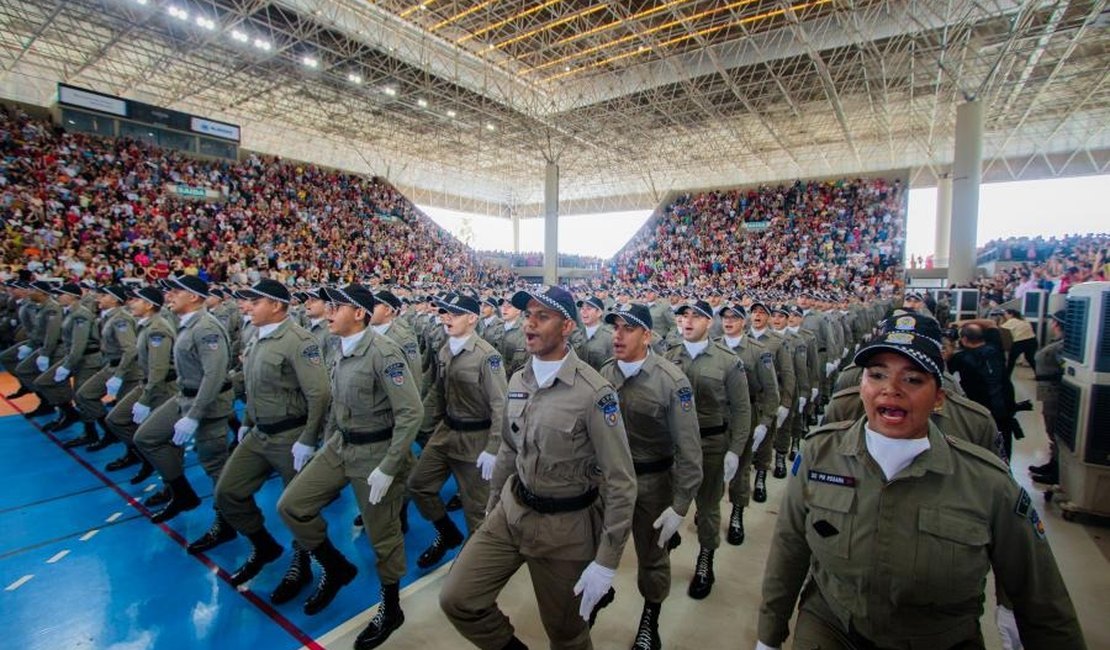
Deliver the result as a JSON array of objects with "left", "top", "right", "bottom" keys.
[
  {"left": 934, "top": 171, "right": 952, "bottom": 268},
  {"left": 543, "top": 161, "right": 558, "bottom": 285},
  {"left": 948, "top": 101, "right": 983, "bottom": 286},
  {"left": 510, "top": 209, "right": 520, "bottom": 254}
]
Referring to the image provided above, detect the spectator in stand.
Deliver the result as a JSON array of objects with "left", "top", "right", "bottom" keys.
[{"left": 1000, "top": 309, "right": 1038, "bottom": 375}]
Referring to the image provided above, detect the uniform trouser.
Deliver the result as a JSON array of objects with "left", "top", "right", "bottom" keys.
[
  {"left": 34, "top": 359, "right": 99, "bottom": 407},
  {"left": 75, "top": 366, "right": 140, "bottom": 423},
  {"left": 729, "top": 413, "right": 763, "bottom": 507},
  {"left": 632, "top": 469, "right": 673, "bottom": 603},
  {"left": 408, "top": 432, "right": 489, "bottom": 534},
  {"left": 793, "top": 399, "right": 814, "bottom": 446},
  {"left": 215, "top": 426, "right": 299, "bottom": 535},
  {"left": 439, "top": 500, "right": 593, "bottom": 650},
  {"left": 105, "top": 385, "right": 175, "bottom": 445},
  {"left": 1041, "top": 392, "right": 1058, "bottom": 449},
  {"left": 0, "top": 341, "right": 26, "bottom": 374},
  {"left": 14, "top": 351, "right": 54, "bottom": 391},
  {"left": 134, "top": 398, "right": 230, "bottom": 483},
  {"left": 695, "top": 433, "right": 727, "bottom": 549},
  {"left": 276, "top": 442, "right": 407, "bottom": 583},
  {"left": 755, "top": 413, "right": 792, "bottom": 471}
]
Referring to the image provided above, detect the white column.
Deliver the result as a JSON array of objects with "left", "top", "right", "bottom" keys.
[
  {"left": 543, "top": 162, "right": 558, "bottom": 285},
  {"left": 934, "top": 171, "right": 953, "bottom": 268},
  {"left": 510, "top": 209, "right": 520, "bottom": 254},
  {"left": 948, "top": 101, "right": 983, "bottom": 285}
]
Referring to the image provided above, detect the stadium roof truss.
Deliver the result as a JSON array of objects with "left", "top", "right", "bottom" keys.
[{"left": 0, "top": 0, "right": 1107, "bottom": 217}]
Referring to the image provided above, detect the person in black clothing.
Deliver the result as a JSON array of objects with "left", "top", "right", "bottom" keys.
[{"left": 944, "top": 323, "right": 1019, "bottom": 462}]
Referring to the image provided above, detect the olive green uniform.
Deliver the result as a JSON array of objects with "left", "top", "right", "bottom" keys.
[
  {"left": 719, "top": 336, "right": 778, "bottom": 507},
  {"left": 134, "top": 309, "right": 233, "bottom": 483},
  {"left": 665, "top": 342, "right": 751, "bottom": 549},
  {"left": 215, "top": 318, "right": 331, "bottom": 535},
  {"left": 0, "top": 299, "right": 38, "bottom": 373},
  {"left": 14, "top": 298, "right": 62, "bottom": 391},
  {"left": 382, "top": 321, "right": 423, "bottom": 393},
  {"left": 792, "top": 326, "right": 821, "bottom": 444},
  {"left": 35, "top": 303, "right": 101, "bottom": 407},
  {"left": 600, "top": 354, "right": 702, "bottom": 603},
  {"left": 1034, "top": 338, "right": 1064, "bottom": 439},
  {"left": 648, "top": 301, "right": 676, "bottom": 339},
  {"left": 478, "top": 315, "right": 504, "bottom": 350},
  {"left": 440, "top": 349, "right": 636, "bottom": 650},
  {"left": 751, "top": 329, "right": 796, "bottom": 470},
  {"left": 276, "top": 328, "right": 422, "bottom": 583},
  {"left": 75, "top": 307, "right": 140, "bottom": 423},
  {"left": 574, "top": 324, "right": 613, "bottom": 372},
  {"left": 777, "top": 327, "right": 812, "bottom": 446},
  {"left": 759, "top": 418, "right": 1084, "bottom": 649},
  {"left": 106, "top": 315, "right": 177, "bottom": 444},
  {"left": 409, "top": 334, "right": 508, "bottom": 533},
  {"left": 497, "top": 319, "right": 529, "bottom": 379}
]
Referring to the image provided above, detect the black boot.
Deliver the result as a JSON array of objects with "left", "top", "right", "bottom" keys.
[
  {"left": 726, "top": 504, "right": 745, "bottom": 546},
  {"left": 48, "top": 405, "right": 82, "bottom": 434},
  {"left": 501, "top": 638, "right": 528, "bottom": 650},
  {"left": 62, "top": 420, "right": 99, "bottom": 448},
  {"left": 773, "top": 452, "right": 787, "bottom": 479},
  {"left": 688, "top": 547, "right": 715, "bottom": 599},
  {"left": 304, "top": 538, "right": 358, "bottom": 615},
  {"left": 87, "top": 419, "right": 118, "bottom": 452},
  {"left": 150, "top": 476, "right": 201, "bottom": 523},
  {"left": 588, "top": 587, "right": 616, "bottom": 628},
  {"left": 106, "top": 447, "right": 141, "bottom": 471},
  {"left": 631, "top": 601, "right": 661, "bottom": 650},
  {"left": 229, "top": 528, "right": 284, "bottom": 586},
  {"left": 143, "top": 485, "right": 172, "bottom": 507},
  {"left": 353, "top": 513, "right": 363, "bottom": 527},
  {"left": 271, "top": 543, "right": 312, "bottom": 605},
  {"left": 417, "top": 516, "right": 464, "bottom": 569},
  {"left": 788, "top": 439, "right": 799, "bottom": 461},
  {"left": 25, "top": 400, "right": 55, "bottom": 418},
  {"left": 129, "top": 457, "right": 155, "bottom": 485},
  {"left": 753, "top": 470, "right": 768, "bottom": 503},
  {"left": 188, "top": 511, "right": 238, "bottom": 554},
  {"left": 667, "top": 532, "right": 681, "bottom": 552},
  {"left": 6, "top": 385, "right": 32, "bottom": 399},
  {"left": 445, "top": 494, "right": 463, "bottom": 512},
  {"left": 354, "top": 582, "right": 405, "bottom": 649}
]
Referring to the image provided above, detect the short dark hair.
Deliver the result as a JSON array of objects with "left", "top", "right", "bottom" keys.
[{"left": 960, "top": 324, "right": 984, "bottom": 342}]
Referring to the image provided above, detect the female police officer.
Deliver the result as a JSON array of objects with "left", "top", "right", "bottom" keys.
[{"left": 756, "top": 313, "right": 1084, "bottom": 650}]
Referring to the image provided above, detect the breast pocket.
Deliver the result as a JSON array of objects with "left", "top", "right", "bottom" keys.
[
  {"left": 506, "top": 399, "right": 527, "bottom": 449},
  {"left": 914, "top": 508, "right": 990, "bottom": 601},
  {"left": 805, "top": 484, "right": 855, "bottom": 561},
  {"left": 454, "top": 368, "right": 480, "bottom": 387},
  {"left": 538, "top": 411, "right": 590, "bottom": 480},
  {"left": 695, "top": 368, "right": 725, "bottom": 410}
]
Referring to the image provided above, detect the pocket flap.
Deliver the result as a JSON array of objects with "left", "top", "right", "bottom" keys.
[
  {"left": 507, "top": 399, "right": 527, "bottom": 418},
  {"left": 918, "top": 508, "right": 990, "bottom": 545},
  {"left": 808, "top": 483, "right": 855, "bottom": 513}
]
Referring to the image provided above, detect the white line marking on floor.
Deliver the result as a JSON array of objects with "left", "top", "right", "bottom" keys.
[
  {"left": 144, "top": 484, "right": 157, "bottom": 493},
  {"left": 5, "top": 575, "right": 33, "bottom": 591},
  {"left": 46, "top": 550, "right": 70, "bottom": 564},
  {"left": 79, "top": 529, "right": 99, "bottom": 542},
  {"left": 106, "top": 512, "right": 122, "bottom": 523}
]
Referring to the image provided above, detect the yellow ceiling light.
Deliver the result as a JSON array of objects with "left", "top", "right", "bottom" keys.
[
  {"left": 530, "top": 0, "right": 763, "bottom": 73},
  {"left": 490, "top": 4, "right": 607, "bottom": 51},
  {"left": 457, "top": 0, "right": 563, "bottom": 44},
  {"left": 431, "top": 0, "right": 497, "bottom": 32},
  {"left": 540, "top": 0, "right": 688, "bottom": 53},
  {"left": 400, "top": 1, "right": 433, "bottom": 19},
  {"left": 545, "top": 0, "right": 831, "bottom": 82}
]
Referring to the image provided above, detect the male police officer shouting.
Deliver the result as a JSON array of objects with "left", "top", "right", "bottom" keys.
[{"left": 440, "top": 286, "right": 636, "bottom": 650}]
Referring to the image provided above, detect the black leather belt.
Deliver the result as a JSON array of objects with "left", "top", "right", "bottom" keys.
[
  {"left": 339, "top": 427, "right": 392, "bottom": 445},
  {"left": 257, "top": 415, "right": 307, "bottom": 435},
  {"left": 444, "top": 414, "right": 492, "bottom": 431},
  {"left": 634, "top": 456, "right": 674, "bottom": 475},
  {"left": 700, "top": 423, "right": 727, "bottom": 437},
  {"left": 181, "top": 381, "right": 232, "bottom": 397},
  {"left": 512, "top": 476, "right": 599, "bottom": 514}
]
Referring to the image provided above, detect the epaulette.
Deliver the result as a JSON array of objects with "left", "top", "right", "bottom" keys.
[
  {"left": 831, "top": 385, "right": 860, "bottom": 399},
  {"left": 576, "top": 361, "right": 613, "bottom": 394},
  {"left": 945, "top": 434, "right": 1011, "bottom": 474},
  {"left": 712, "top": 341, "right": 737, "bottom": 355},
  {"left": 804, "top": 418, "right": 854, "bottom": 439},
  {"left": 943, "top": 391, "right": 993, "bottom": 420},
  {"left": 656, "top": 356, "right": 690, "bottom": 386}
]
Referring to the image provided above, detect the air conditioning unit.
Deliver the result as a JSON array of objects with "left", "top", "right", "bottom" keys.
[{"left": 1054, "top": 281, "right": 1110, "bottom": 519}]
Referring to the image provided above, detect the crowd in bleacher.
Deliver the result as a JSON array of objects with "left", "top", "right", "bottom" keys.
[
  {"left": 0, "top": 109, "right": 514, "bottom": 287},
  {"left": 606, "top": 177, "right": 906, "bottom": 295},
  {"left": 486, "top": 251, "right": 605, "bottom": 270},
  {"left": 963, "top": 234, "right": 1109, "bottom": 303}
]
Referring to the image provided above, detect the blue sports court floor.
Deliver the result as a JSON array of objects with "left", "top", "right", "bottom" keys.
[{"left": 0, "top": 393, "right": 464, "bottom": 650}]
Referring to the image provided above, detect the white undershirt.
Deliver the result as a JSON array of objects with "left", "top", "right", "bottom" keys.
[
  {"left": 864, "top": 425, "right": 931, "bottom": 481},
  {"left": 178, "top": 310, "right": 200, "bottom": 329},
  {"left": 751, "top": 326, "right": 768, "bottom": 339},
  {"left": 137, "top": 317, "right": 150, "bottom": 327},
  {"left": 723, "top": 334, "right": 743, "bottom": 349},
  {"left": 532, "top": 355, "right": 567, "bottom": 389},
  {"left": 684, "top": 339, "right": 709, "bottom": 359},
  {"left": 256, "top": 320, "right": 284, "bottom": 340},
  {"left": 484, "top": 316, "right": 497, "bottom": 327},
  {"left": 310, "top": 317, "right": 325, "bottom": 328},
  {"left": 585, "top": 324, "right": 600, "bottom": 339},
  {"left": 340, "top": 328, "right": 368, "bottom": 357},
  {"left": 372, "top": 322, "right": 392, "bottom": 335},
  {"left": 787, "top": 325, "right": 800, "bottom": 334},
  {"left": 449, "top": 334, "right": 471, "bottom": 356},
  {"left": 617, "top": 354, "right": 648, "bottom": 378},
  {"left": 504, "top": 319, "right": 518, "bottom": 332}
]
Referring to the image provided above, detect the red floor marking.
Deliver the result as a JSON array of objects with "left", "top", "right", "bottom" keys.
[{"left": 3, "top": 393, "right": 325, "bottom": 650}]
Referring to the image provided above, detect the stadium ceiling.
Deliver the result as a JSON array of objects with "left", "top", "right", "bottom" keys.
[{"left": 0, "top": 0, "right": 1108, "bottom": 217}]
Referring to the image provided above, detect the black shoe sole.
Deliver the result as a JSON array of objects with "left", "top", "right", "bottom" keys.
[
  {"left": 270, "top": 573, "right": 312, "bottom": 605},
  {"left": 188, "top": 529, "right": 238, "bottom": 554},
  {"left": 726, "top": 529, "right": 745, "bottom": 546},
  {"left": 687, "top": 580, "right": 714, "bottom": 600},
  {"left": 354, "top": 611, "right": 405, "bottom": 650},
  {"left": 150, "top": 497, "right": 201, "bottom": 523},
  {"left": 772, "top": 467, "right": 787, "bottom": 479},
  {"left": 303, "top": 565, "right": 358, "bottom": 615}
]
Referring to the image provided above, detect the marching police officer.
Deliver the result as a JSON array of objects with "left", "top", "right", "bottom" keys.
[
  {"left": 213, "top": 280, "right": 330, "bottom": 593},
  {"left": 498, "top": 297, "right": 529, "bottom": 377},
  {"left": 277, "top": 283, "right": 422, "bottom": 649},
  {"left": 574, "top": 296, "right": 613, "bottom": 372},
  {"left": 374, "top": 290, "right": 423, "bottom": 389},
  {"left": 73, "top": 285, "right": 141, "bottom": 451},
  {"left": 12, "top": 281, "right": 63, "bottom": 418},
  {"left": 478, "top": 296, "right": 505, "bottom": 349},
  {"left": 1030, "top": 310, "right": 1066, "bottom": 484},
  {"left": 600, "top": 304, "right": 702, "bottom": 649},
  {"left": 408, "top": 293, "right": 507, "bottom": 569},
  {"left": 771, "top": 305, "right": 812, "bottom": 460},
  {"left": 665, "top": 299, "right": 751, "bottom": 599},
  {"left": 748, "top": 302, "right": 796, "bottom": 484},
  {"left": 36, "top": 283, "right": 100, "bottom": 437},
  {"left": 440, "top": 286, "right": 636, "bottom": 650}
]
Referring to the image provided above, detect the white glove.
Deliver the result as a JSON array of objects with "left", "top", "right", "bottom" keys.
[
  {"left": 755, "top": 642, "right": 781, "bottom": 650},
  {"left": 53, "top": 366, "right": 71, "bottom": 382},
  {"left": 572, "top": 561, "right": 616, "bottom": 622},
  {"left": 36, "top": 355, "right": 49, "bottom": 372},
  {"left": 8, "top": 318, "right": 16, "bottom": 328},
  {"left": 366, "top": 467, "right": 394, "bottom": 505},
  {"left": 16, "top": 345, "right": 31, "bottom": 360},
  {"left": 811, "top": 387, "right": 819, "bottom": 401},
  {"left": 131, "top": 402, "right": 151, "bottom": 424},
  {"left": 996, "top": 605, "right": 1023, "bottom": 650},
  {"left": 476, "top": 451, "right": 497, "bottom": 481},
  {"left": 752, "top": 424, "right": 769, "bottom": 452},
  {"left": 237, "top": 426, "right": 250, "bottom": 443},
  {"left": 723, "top": 450, "right": 740, "bottom": 483},
  {"left": 653, "top": 507, "right": 684, "bottom": 548},
  {"left": 172, "top": 416, "right": 199, "bottom": 446},
  {"left": 291, "top": 441, "right": 315, "bottom": 471},
  {"left": 825, "top": 361, "right": 837, "bottom": 377},
  {"left": 775, "top": 405, "right": 790, "bottom": 428},
  {"left": 798, "top": 396, "right": 807, "bottom": 413},
  {"left": 105, "top": 376, "right": 123, "bottom": 398}
]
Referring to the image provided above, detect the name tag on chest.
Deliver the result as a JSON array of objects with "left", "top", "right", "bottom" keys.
[{"left": 808, "top": 470, "right": 856, "bottom": 487}]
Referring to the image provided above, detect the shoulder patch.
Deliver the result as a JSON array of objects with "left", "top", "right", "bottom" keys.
[
  {"left": 74, "top": 316, "right": 88, "bottom": 326},
  {"left": 677, "top": 385, "right": 693, "bottom": 412},
  {"left": 596, "top": 391, "right": 621, "bottom": 427},
  {"left": 149, "top": 333, "right": 166, "bottom": 347},
  {"left": 200, "top": 332, "right": 221, "bottom": 350},
  {"left": 402, "top": 341, "right": 418, "bottom": 357},
  {"left": 114, "top": 320, "right": 130, "bottom": 330},
  {"left": 1029, "top": 508, "right": 1047, "bottom": 540},
  {"left": 302, "top": 343, "right": 322, "bottom": 366},
  {"left": 383, "top": 361, "right": 407, "bottom": 385},
  {"left": 488, "top": 354, "right": 502, "bottom": 371},
  {"left": 1014, "top": 488, "right": 1032, "bottom": 518},
  {"left": 760, "top": 351, "right": 774, "bottom": 367}
]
